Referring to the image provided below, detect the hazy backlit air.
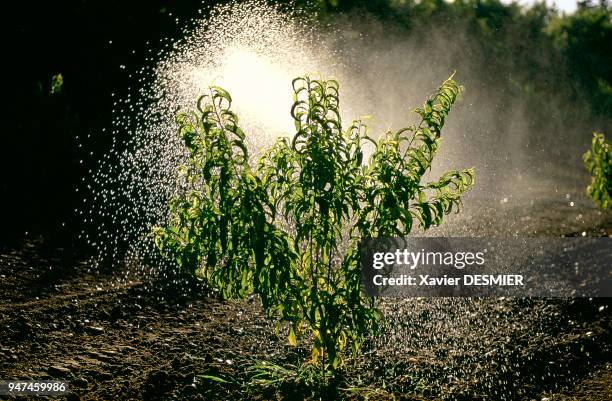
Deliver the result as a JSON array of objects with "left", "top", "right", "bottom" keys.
[{"left": 82, "top": 0, "right": 602, "bottom": 267}]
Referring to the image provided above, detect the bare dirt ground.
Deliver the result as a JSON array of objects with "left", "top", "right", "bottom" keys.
[
  {"left": 1, "top": 243, "right": 610, "bottom": 400},
  {"left": 1, "top": 200, "right": 611, "bottom": 400},
  {"left": 0, "top": 241, "right": 292, "bottom": 400}
]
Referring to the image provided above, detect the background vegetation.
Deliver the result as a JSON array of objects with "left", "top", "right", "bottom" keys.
[{"left": 584, "top": 131, "right": 611, "bottom": 208}]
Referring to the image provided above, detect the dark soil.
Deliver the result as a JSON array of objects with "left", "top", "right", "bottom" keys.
[
  {"left": 1, "top": 201, "right": 611, "bottom": 400},
  {"left": 1, "top": 238, "right": 610, "bottom": 401},
  {"left": 0, "top": 240, "right": 298, "bottom": 400}
]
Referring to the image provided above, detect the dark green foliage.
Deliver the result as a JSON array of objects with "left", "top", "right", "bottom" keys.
[
  {"left": 584, "top": 132, "right": 612, "bottom": 209},
  {"left": 153, "top": 75, "right": 473, "bottom": 369},
  {"left": 547, "top": 2, "right": 612, "bottom": 115}
]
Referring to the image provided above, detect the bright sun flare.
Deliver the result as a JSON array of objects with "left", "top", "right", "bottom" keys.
[{"left": 191, "top": 47, "right": 298, "bottom": 137}]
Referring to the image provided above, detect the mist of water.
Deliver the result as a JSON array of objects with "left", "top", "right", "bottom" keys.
[{"left": 81, "top": 0, "right": 609, "bottom": 268}]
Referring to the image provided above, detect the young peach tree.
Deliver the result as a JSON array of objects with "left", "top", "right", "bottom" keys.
[
  {"left": 153, "top": 75, "right": 474, "bottom": 369},
  {"left": 584, "top": 132, "right": 611, "bottom": 209}
]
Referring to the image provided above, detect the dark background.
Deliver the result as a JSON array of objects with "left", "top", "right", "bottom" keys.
[
  {"left": 3, "top": 0, "right": 201, "bottom": 247},
  {"left": 3, "top": 0, "right": 611, "bottom": 249}
]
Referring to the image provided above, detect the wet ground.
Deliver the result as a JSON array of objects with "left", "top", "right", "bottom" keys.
[{"left": 1, "top": 197, "right": 611, "bottom": 400}]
